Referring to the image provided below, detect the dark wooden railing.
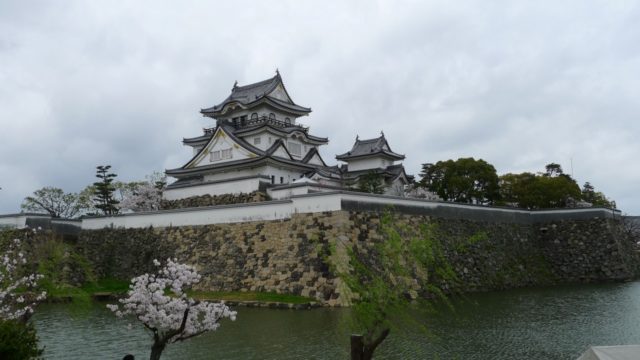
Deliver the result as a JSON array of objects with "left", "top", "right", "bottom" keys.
[{"left": 203, "top": 116, "right": 308, "bottom": 136}]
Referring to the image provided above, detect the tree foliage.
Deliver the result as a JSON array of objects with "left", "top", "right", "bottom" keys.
[
  {"left": 0, "top": 320, "right": 43, "bottom": 360},
  {"left": 357, "top": 172, "right": 385, "bottom": 194},
  {"left": 498, "top": 164, "right": 582, "bottom": 209},
  {"left": 419, "top": 157, "right": 500, "bottom": 204},
  {"left": 118, "top": 172, "right": 167, "bottom": 213},
  {"left": 92, "top": 165, "right": 119, "bottom": 216},
  {"left": 0, "top": 235, "right": 46, "bottom": 360},
  {"left": 21, "top": 187, "right": 84, "bottom": 218},
  {"left": 581, "top": 182, "right": 616, "bottom": 209},
  {"left": 418, "top": 158, "right": 615, "bottom": 210},
  {"left": 0, "top": 238, "right": 47, "bottom": 321}
]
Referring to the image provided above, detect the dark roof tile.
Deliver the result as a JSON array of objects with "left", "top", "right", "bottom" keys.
[{"left": 336, "top": 134, "right": 404, "bottom": 161}]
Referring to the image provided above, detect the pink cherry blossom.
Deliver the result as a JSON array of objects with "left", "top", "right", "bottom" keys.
[
  {"left": 0, "top": 238, "right": 47, "bottom": 321},
  {"left": 107, "top": 258, "right": 236, "bottom": 360}
]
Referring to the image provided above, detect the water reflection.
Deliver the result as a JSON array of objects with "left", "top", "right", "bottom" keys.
[{"left": 33, "top": 282, "right": 640, "bottom": 359}]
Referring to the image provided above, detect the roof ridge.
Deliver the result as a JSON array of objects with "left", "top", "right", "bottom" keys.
[{"left": 233, "top": 75, "right": 279, "bottom": 92}]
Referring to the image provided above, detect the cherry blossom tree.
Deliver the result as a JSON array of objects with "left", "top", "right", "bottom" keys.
[
  {"left": 108, "top": 259, "right": 236, "bottom": 360},
  {"left": 118, "top": 181, "right": 164, "bottom": 212},
  {"left": 0, "top": 238, "right": 47, "bottom": 321},
  {"left": 118, "top": 173, "right": 166, "bottom": 212}
]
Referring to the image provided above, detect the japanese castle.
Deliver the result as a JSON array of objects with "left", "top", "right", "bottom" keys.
[{"left": 163, "top": 72, "right": 412, "bottom": 201}]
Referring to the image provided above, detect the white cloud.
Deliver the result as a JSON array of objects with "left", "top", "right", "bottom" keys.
[{"left": 0, "top": 0, "right": 639, "bottom": 214}]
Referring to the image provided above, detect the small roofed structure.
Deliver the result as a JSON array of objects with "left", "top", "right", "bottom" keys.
[
  {"left": 576, "top": 345, "right": 640, "bottom": 360},
  {"left": 336, "top": 132, "right": 405, "bottom": 165},
  {"left": 335, "top": 132, "right": 412, "bottom": 196}
]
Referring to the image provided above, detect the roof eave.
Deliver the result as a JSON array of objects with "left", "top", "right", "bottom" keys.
[
  {"left": 336, "top": 152, "right": 405, "bottom": 161},
  {"left": 205, "top": 97, "right": 311, "bottom": 118}
]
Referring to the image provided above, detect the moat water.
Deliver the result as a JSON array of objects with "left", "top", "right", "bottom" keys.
[{"left": 33, "top": 281, "right": 640, "bottom": 359}]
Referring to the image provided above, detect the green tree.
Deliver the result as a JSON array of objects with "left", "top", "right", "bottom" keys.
[
  {"left": 498, "top": 172, "right": 537, "bottom": 207},
  {"left": 581, "top": 182, "right": 616, "bottom": 209},
  {"left": 544, "top": 163, "right": 563, "bottom": 177},
  {"left": 21, "top": 187, "right": 84, "bottom": 218},
  {"left": 357, "top": 172, "right": 385, "bottom": 194},
  {"left": 0, "top": 320, "right": 43, "bottom": 360},
  {"left": 419, "top": 157, "right": 500, "bottom": 204},
  {"left": 533, "top": 174, "right": 582, "bottom": 208},
  {"left": 92, "top": 165, "right": 119, "bottom": 215},
  {"left": 498, "top": 164, "right": 582, "bottom": 209}
]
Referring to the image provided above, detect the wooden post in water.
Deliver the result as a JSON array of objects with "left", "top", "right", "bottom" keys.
[{"left": 350, "top": 334, "right": 364, "bottom": 360}]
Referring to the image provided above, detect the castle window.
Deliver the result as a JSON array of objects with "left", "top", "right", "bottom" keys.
[
  {"left": 254, "top": 137, "right": 261, "bottom": 145},
  {"left": 271, "top": 175, "right": 275, "bottom": 184},
  {"left": 288, "top": 142, "right": 301, "bottom": 156},
  {"left": 210, "top": 148, "right": 233, "bottom": 162},
  {"left": 280, "top": 176, "right": 284, "bottom": 184},
  {"left": 221, "top": 148, "right": 233, "bottom": 159},
  {"left": 269, "top": 113, "right": 276, "bottom": 120},
  {"left": 285, "top": 117, "right": 291, "bottom": 125},
  {"left": 251, "top": 113, "right": 258, "bottom": 120}
]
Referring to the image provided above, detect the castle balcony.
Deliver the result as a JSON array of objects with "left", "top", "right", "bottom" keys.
[{"left": 211, "top": 115, "right": 309, "bottom": 134}]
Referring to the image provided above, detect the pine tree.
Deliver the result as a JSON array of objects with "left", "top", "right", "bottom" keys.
[{"left": 93, "top": 165, "right": 119, "bottom": 215}]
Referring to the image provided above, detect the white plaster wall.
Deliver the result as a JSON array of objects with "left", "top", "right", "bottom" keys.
[
  {"left": 163, "top": 178, "right": 263, "bottom": 200},
  {"left": 199, "top": 166, "right": 303, "bottom": 185},
  {"left": 291, "top": 193, "right": 343, "bottom": 213},
  {"left": 263, "top": 165, "right": 304, "bottom": 185},
  {"left": 0, "top": 215, "right": 27, "bottom": 228},
  {"left": 347, "top": 158, "right": 392, "bottom": 172},
  {"left": 82, "top": 201, "right": 296, "bottom": 229},
  {"left": 243, "top": 134, "right": 269, "bottom": 151},
  {"left": 203, "top": 168, "right": 261, "bottom": 182},
  {"left": 269, "top": 185, "right": 312, "bottom": 200},
  {"left": 82, "top": 194, "right": 344, "bottom": 230},
  {"left": 80, "top": 191, "right": 621, "bottom": 230}
]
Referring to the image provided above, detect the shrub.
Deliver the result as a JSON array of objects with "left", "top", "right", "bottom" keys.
[{"left": 0, "top": 320, "right": 43, "bottom": 359}]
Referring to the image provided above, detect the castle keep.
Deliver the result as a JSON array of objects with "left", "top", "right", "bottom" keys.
[{"left": 163, "top": 72, "right": 411, "bottom": 202}]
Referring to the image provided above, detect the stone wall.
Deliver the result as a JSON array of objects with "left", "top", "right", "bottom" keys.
[
  {"left": 79, "top": 212, "right": 346, "bottom": 305},
  {"left": 160, "top": 191, "right": 269, "bottom": 210},
  {"left": 76, "top": 210, "right": 639, "bottom": 306}
]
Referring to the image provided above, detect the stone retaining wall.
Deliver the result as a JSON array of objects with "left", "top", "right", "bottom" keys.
[
  {"left": 160, "top": 191, "right": 269, "bottom": 209},
  {"left": 77, "top": 210, "right": 639, "bottom": 306}
]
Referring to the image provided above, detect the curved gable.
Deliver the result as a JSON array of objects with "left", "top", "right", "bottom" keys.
[
  {"left": 185, "top": 127, "right": 259, "bottom": 168},
  {"left": 267, "top": 83, "right": 292, "bottom": 103}
]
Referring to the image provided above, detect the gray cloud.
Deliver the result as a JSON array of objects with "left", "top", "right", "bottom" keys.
[{"left": 1, "top": 1, "right": 639, "bottom": 214}]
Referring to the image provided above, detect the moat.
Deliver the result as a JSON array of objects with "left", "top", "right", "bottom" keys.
[{"left": 33, "top": 281, "right": 640, "bottom": 359}]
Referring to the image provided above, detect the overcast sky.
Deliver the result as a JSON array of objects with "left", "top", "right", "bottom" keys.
[{"left": 1, "top": 1, "right": 639, "bottom": 214}]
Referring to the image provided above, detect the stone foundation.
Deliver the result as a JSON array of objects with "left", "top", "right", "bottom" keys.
[
  {"left": 77, "top": 210, "right": 640, "bottom": 306},
  {"left": 160, "top": 191, "right": 269, "bottom": 209}
]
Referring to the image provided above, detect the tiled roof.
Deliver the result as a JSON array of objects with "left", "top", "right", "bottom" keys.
[
  {"left": 200, "top": 73, "right": 311, "bottom": 115},
  {"left": 233, "top": 122, "right": 328, "bottom": 143},
  {"left": 301, "top": 147, "right": 327, "bottom": 166},
  {"left": 182, "top": 134, "right": 210, "bottom": 145},
  {"left": 336, "top": 134, "right": 405, "bottom": 161}
]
